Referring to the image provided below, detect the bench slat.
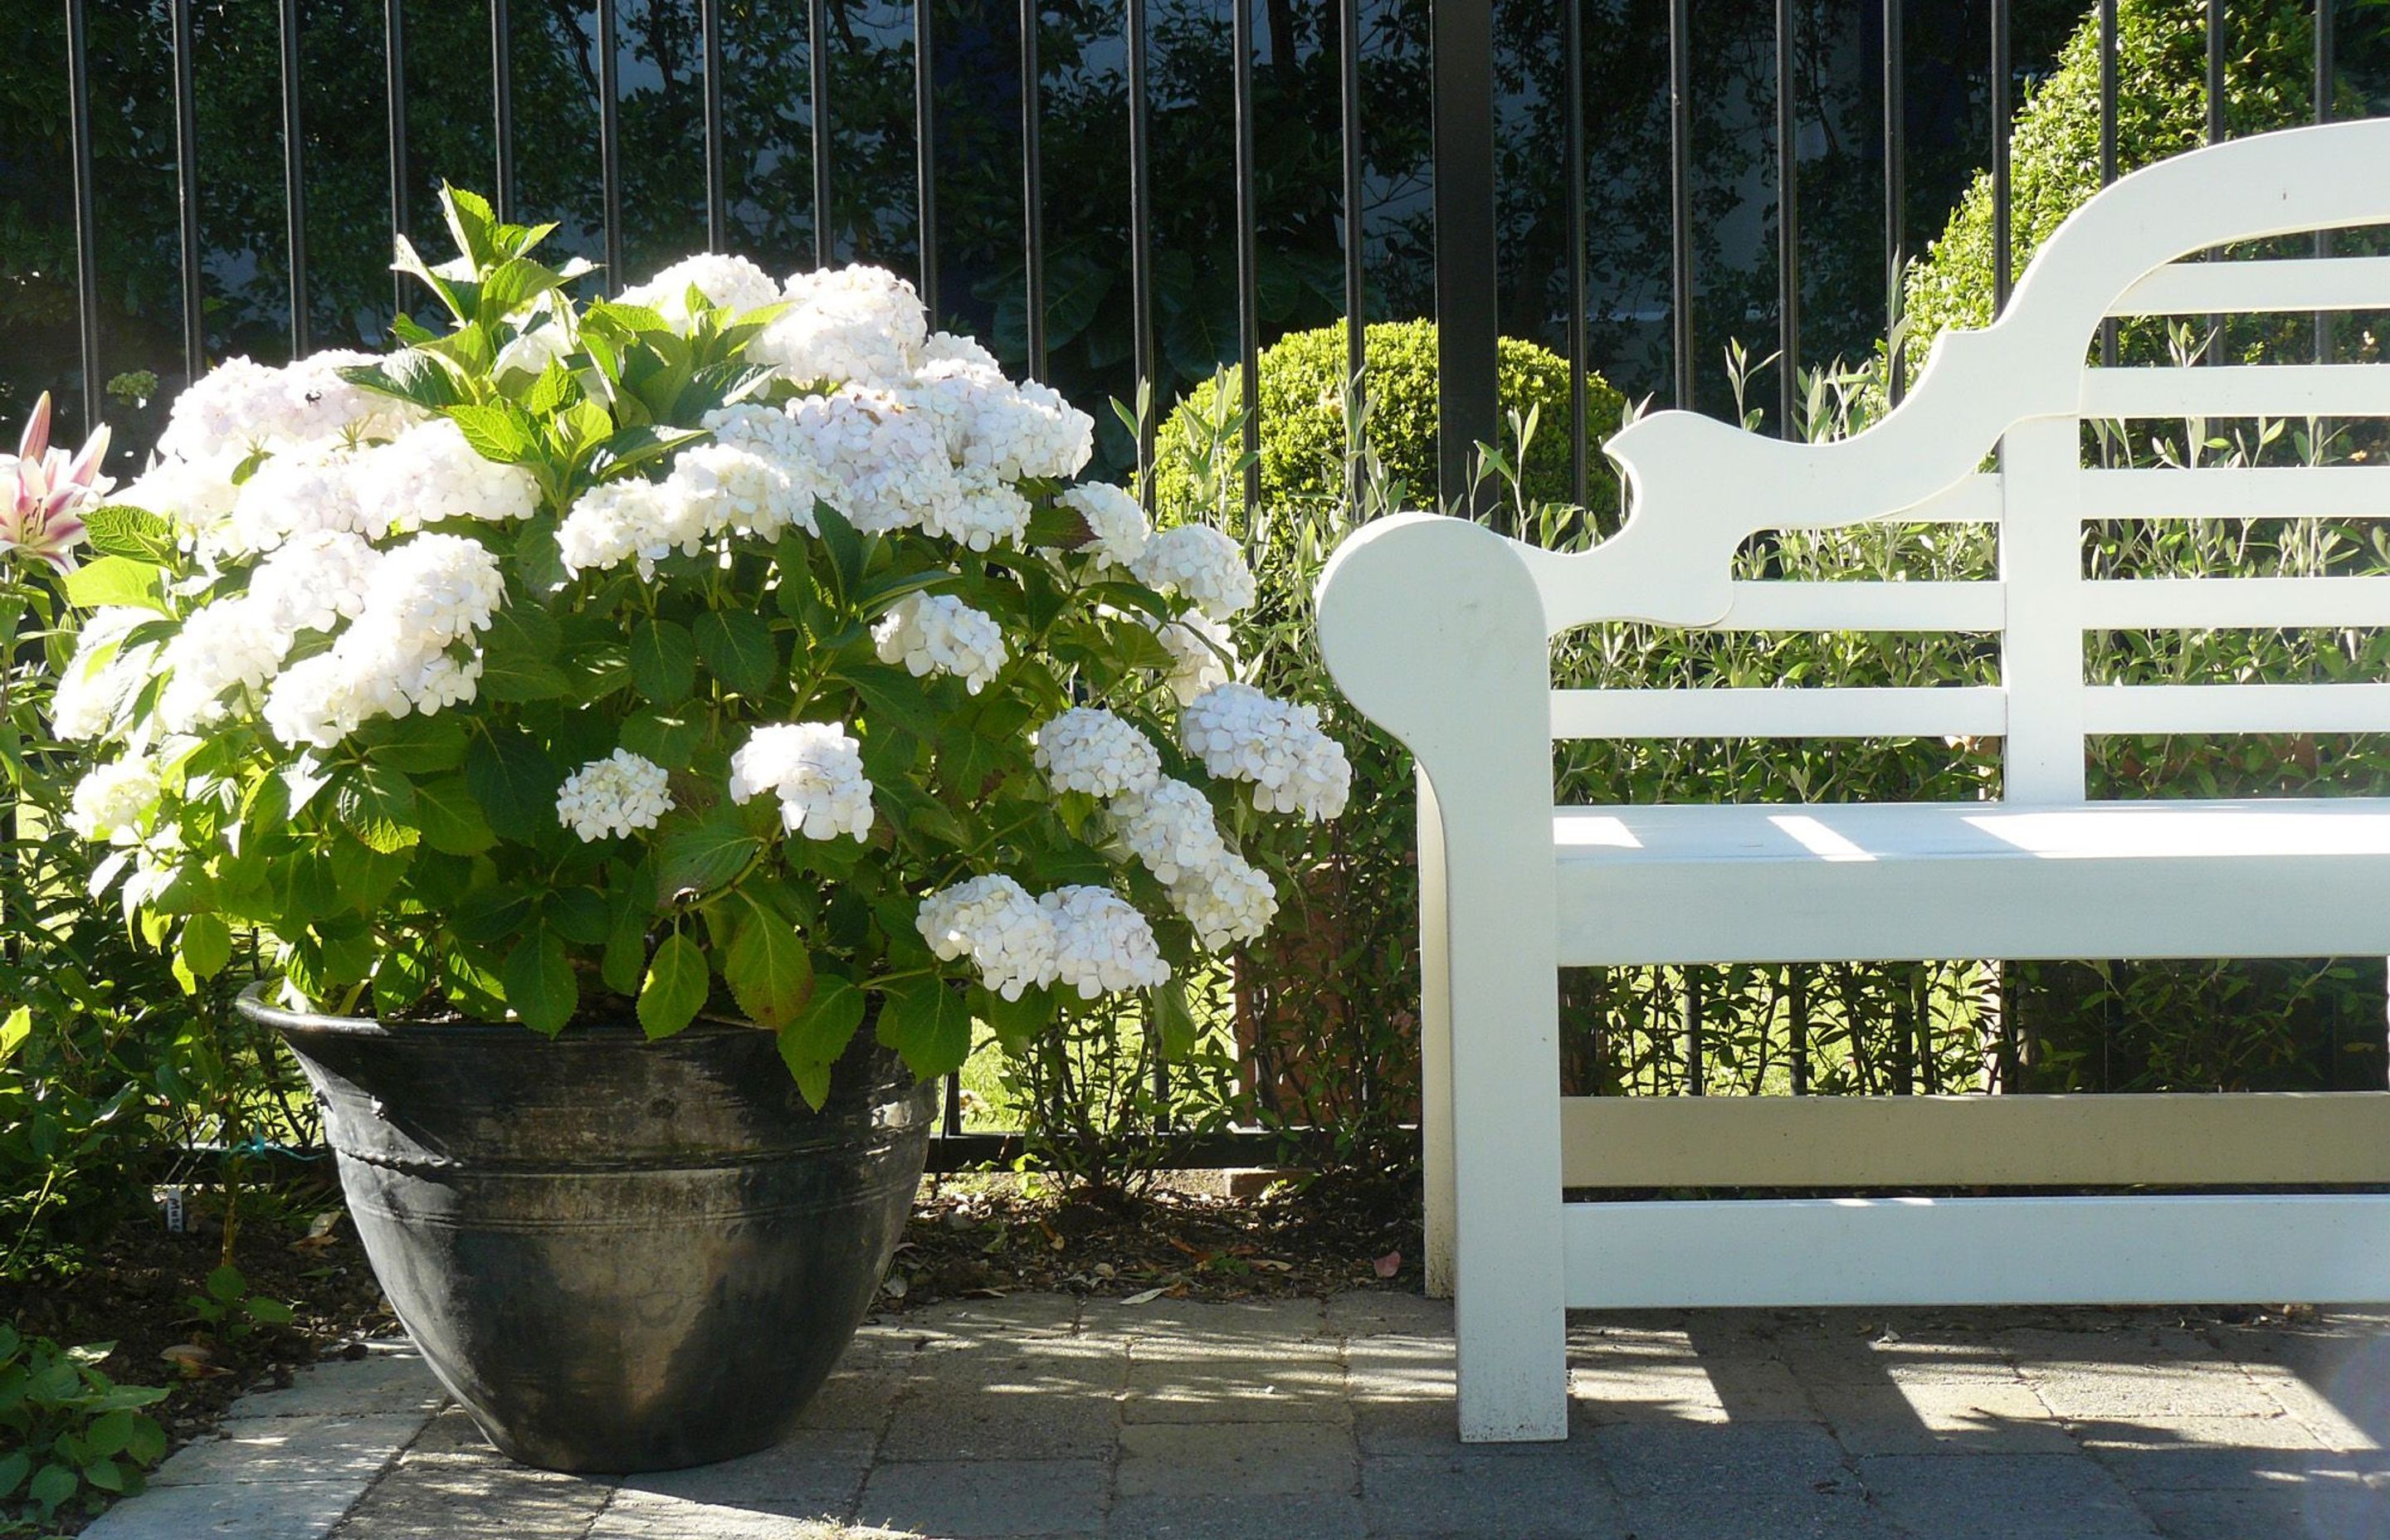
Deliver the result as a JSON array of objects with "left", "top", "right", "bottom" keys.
[
  {"left": 2089, "top": 681, "right": 2390, "bottom": 733},
  {"left": 1563, "top": 1195, "right": 2390, "bottom": 1309},
  {"left": 2078, "top": 465, "right": 2390, "bottom": 519},
  {"left": 2107, "top": 255, "right": 2390, "bottom": 316},
  {"left": 1559, "top": 1091, "right": 2390, "bottom": 1189},
  {"left": 2080, "top": 363, "right": 2390, "bottom": 417},
  {"left": 1549, "top": 686, "right": 2006, "bottom": 741},
  {"left": 2081, "top": 574, "right": 2390, "bottom": 627}
]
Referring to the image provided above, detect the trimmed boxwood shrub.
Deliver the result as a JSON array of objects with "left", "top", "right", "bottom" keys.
[{"left": 1152, "top": 319, "right": 1627, "bottom": 524}]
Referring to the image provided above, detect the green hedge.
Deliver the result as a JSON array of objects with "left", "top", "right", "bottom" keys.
[{"left": 1152, "top": 319, "right": 1627, "bottom": 524}]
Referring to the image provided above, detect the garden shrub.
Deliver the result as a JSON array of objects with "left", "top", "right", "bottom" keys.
[{"left": 1152, "top": 319, "right": 1627, "bottom": 526}]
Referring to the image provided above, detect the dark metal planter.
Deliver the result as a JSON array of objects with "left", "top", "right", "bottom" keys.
[{"left": 242, "top": 985, "right": 935, "bottom": 1474}]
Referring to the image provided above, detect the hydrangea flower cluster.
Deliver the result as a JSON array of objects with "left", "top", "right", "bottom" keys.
[
  {"left": 729, "top": 723, "right": 876, "bottom": 841},
  {"left": 1180, "top": 683, "right": 1354, "bottom": 821},
  {"left": 47, "top": 191, "right": 1346, "bottom": 1094},
  {"left": 1032, "top": 707, "right": 1163, "bottom": 798},
  {"left": 556, "top": 749, "right": 676, "bottom": 841},
  {"left": 872, "top": 592, "right": 1008, "bottom": 694}
]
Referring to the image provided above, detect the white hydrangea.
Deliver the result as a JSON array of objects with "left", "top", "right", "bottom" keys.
[
  {"left": 1055, "top": 482, "right": 1149, "bottom": 569},
  {"left": 246, "top": 529, "right": 380, "bottom": 639},
  {"left": 158, "top": 350, "right": 418, "bottom": 461},
  {"left": 616, "top": 253, "right": 783, "bottom": 327},
  {"left": 493, "top": 313, "right": 574, "bottom": 380},
  {"left": 158, "top": 597, "right": 287, "bottom": 731},
  {"left": 921, "top": 465, "right": 1031, "bottom": 552},
  {"left": 916, "top": 875, "right": 1059, "bottom": 1001},
  {"left": 786, "top": 387, "right": 960, "bottom": 535},
  {"left": 690, "top": 403, "right": 833, "bottom": 539},
  {"left": 117, "top": 451, "right": 242, "bottom": 543},
  {"left": 349, "top": 418, "right": 540, "bottom": 534},
  {"left": 1168, "top": 848, "right": 1280, "bottom": 952},
  {"left": 51, "top": 607, "right": 159, "bottom": 742},
  {"left": 555, "top": 749, "right": 675, "bottom": 841},
  {"left": 728, "top": 722, "right": 876, "bottom": 841},
  {"left": 1039, "top": 885, "right": 1170, "bottom": 998},
  {"left": 223, "top": 450, "right": 366, "bottom": 556},
  {"left": 256, "top": 534, "right": 504, "bottom": 748},
  {"left": 1149, "top": 609, "right": 1237, "bottom": 705},
  {"left": 1132, "top": 524, "right": 1256, "bottom": 621},
  {"left": 1032, "top": 707, "right": 1161, "bottom": 799},
  {"left": 956, "top": 376, "right": 1093, "bottom": 482},
  {"left": 67, "top": 755, "right": 160, "bottom": 845},
  {"left": 557, "top": 476, "right": 707, "bottom": 579},
  {"left": 872, "top": 592, "right": 1008, "bottom": 694},
  {"left": 1110, "top": 778, "right": 1227, "bottom": 885},
  {"left": 923, "top": 330, "right": 1002, "bottom": 372},
  {"left": 753, "top": 266, "right": 928, "bottom": 387},
  {"left": 1179, "top": 683, "right": 1353, "bottom": 821}
]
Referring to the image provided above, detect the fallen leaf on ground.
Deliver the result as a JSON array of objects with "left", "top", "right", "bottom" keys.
[
  {"left": 1121, "top": 1286, "right": 1167, "bottom": 1305},
  {"left": 1373, "top": 1250, "right": 1402, "bottom": 1279}
]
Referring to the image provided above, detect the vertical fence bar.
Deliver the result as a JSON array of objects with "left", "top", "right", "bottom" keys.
[
  {"left": 1666, "top": 0, "right": 1695, "bottom": 411},
  {"left": 1127, "top": 0, "right": 1155, "bottom": 488},
  {"left": 1430, "top": 0, "right": 1497, "bottom": 516},
  {"left": 702, "top": 0, "right": 726, "bottom": 250},
  {"left": 1882, "top": 0, "right": 1904, "bottom": 406},
  {"left": 1339, "top": 0, "right": 1365, "bottom": 507},
  {"left": 2203, "top": 0, "right": 2222, "bottom": 364},
  {"left": 1018, "top": 0, "right": 1045, "bottom": 377},
  {"left": 1683, "top": 972, "right": 1705, "bottom": 1095},
  {"left": 1788, "top": 970, "right": 1808, "bottom": 1094},
  {"left": 279, "top": 0, "right": 310, "bottom": 357},
  {"left": 66, "top": 0, "right": 100, "bottom": 426},
  {"left": 1564, "top": 0, "right": 1589, "bottom": 501},
  {"left": 915, "top": 0, "right": 939, "bottom": 319},
  {"left": 490, "top": 0, "right": 514, "bottom": 222},
  {"left": 1992, "top": 0, "right": 2011, "bottom": 314},
  {"left": 175, "top": 0, "right": 207, "bottom": 380},
  {"left": 2314, "top": 0, "right": 2334, "bottom": 364},
  {"left": 811, "top": 0, "right": 833, "bottom": 267},
  {"left": 1232, "top": 0, "right": 1261, "bottom": 515},
  {"left": 2100, "top": 0, "right": 2119, "bottom": 367},
  {"left": 385, "top": 0, "right": 407, "bottom": 318},
  {"left": 943, "top": 1071, "right": 963, "bottom": 1137},
  {"left": 599, "top": 0, "right": 623, "bottom": 289},
  {"left": 1774, "top": 0, "right": 1798, "bottom": 438}
]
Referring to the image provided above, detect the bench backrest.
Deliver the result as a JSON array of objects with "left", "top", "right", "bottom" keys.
[{"left": 1529, "top": 119, "right": 2390, "bottom": 803}]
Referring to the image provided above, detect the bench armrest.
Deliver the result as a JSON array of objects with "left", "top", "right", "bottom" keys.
[{"left": 1314, "top": 511, "right": 1554, "bottom": 805}]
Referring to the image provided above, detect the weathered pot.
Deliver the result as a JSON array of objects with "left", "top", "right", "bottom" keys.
[{"left": 242, "top": 985, "right": 935, "bottom": 1474}]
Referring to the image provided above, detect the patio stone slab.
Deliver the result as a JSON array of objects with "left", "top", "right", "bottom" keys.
[{"left": 71, "top": 1296, "right": 2390, "bottom": 1539}]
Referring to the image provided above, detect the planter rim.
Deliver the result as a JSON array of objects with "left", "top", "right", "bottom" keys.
[{"left": 235, "top": 979, "right": 758, "bottom": 1043}]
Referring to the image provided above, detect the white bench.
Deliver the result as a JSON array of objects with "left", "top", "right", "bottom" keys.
[{"left": 1315, "top": 120, "right": 2390, "bottom": 1443}]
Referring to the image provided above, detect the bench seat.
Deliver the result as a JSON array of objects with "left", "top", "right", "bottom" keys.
[{"left": 1558, "top": 798, "right": 2390, "bottom": 965}]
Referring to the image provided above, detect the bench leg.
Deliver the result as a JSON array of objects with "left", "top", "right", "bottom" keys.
[
  {"left": 1417, "top": 775, "right": 1456, "bottom": 1299},
  {"left": 1440, "top": 801, "right": 1568, "bottom": 1443}
]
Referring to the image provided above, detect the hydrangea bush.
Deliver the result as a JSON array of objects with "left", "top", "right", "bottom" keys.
[{"left": 52, "top": 188, "right": 1347, "bottom": 1103}]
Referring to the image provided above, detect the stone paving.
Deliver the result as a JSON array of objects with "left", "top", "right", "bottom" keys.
[{"left": 80, "top": 1294, "right": 2390, "bottom": 1539}]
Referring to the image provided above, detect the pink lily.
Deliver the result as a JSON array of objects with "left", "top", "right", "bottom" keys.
[{"left": 1, "top": 392, "right": 113, "bottom": 573}]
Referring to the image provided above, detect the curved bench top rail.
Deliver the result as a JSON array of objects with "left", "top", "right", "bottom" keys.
[{"left": 1518, "top": 119, "right": 2390, "bottom": 638}]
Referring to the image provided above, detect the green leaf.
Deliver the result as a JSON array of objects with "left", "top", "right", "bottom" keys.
[
  {"left": 593, "top": 425, "right": 710, "bottom": 480},
  {"left": 441, "top": 183, "right": 498, "bottom": 270},
  {"left": 656, "top": 802, "right": 760, "bottom": 900},
  {"left": 0, "top": 1005, "right": 27, "bottom": 1066},
  {"left": 723, "top": 908, "right": 813, "bottom": 1031},
  {"left": 839, "top": 663, "right": 947, "bottom": 741},
  {"left": 334, "top": 764, "right": 420, "bottom": 855},
  {"left": 695, "top": 610, "right": 781, "bottom": 696},
  {"left": 82, "top": 504, "right": 174, "bottom": 563},
  {"left": 179, "top": 913, "right": 232, "bottom": 980},
  {"left": 451, "top": 887, "right": 534, "bottom": 943},
  {"left": 207, "top": 1263, "right": 246, "bottom": 1302},
  {"left": 630, "top": 618, "right": 699, "bottom": 704},
  {"left": 1150, "top": 978, "right": 1201, "bottom": 1060},
  {"left": 620, "top": 707, "right": 705, "bottom": 771},
  {"left": 778, "top": 974, "right": 866, "bottom": 1106},
  {"left": 414, "top": 776, "right": 497, "bottom": 856},
  {"left": 85, "top": 1410, "right": 136, "bottom": 1461},
  {"left": 0, "top": 1447, "right": 29, "bottom": 1499},
  {"left": 466, "top": 728, "right": 562, "bottom": 832},
  {"left": 637, "top": 932, "right": 710, "bottom": 1039},
  {"left": 877, "top": 977, "right": 973, "bottom": 1079},
  {"left": 27, "top": 1461, "right": 77, "bottom": 1512},
  {"left": 502, "top": 928, "right": 578, "bottom": 1036},
  {"left": 361, "top": 714, "right": 469, "bottom": 773},
  {"left": 446, "top": 403, "right": 540, "bottom": 464},
  {"left": 978, "top": 984, "right": 1058, "bottom": 1051},
  {"left": 63, "top": 554, "right": 165, "bottom": 612},
  {"left": 476, "top": 256, "right": 568, "bottom": 321},
  {"left": 814, "top": 504, "right": 866, "bottom": 603},
  {"left": 545, "top": 888, "right": 610, "bottom": 945}
]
